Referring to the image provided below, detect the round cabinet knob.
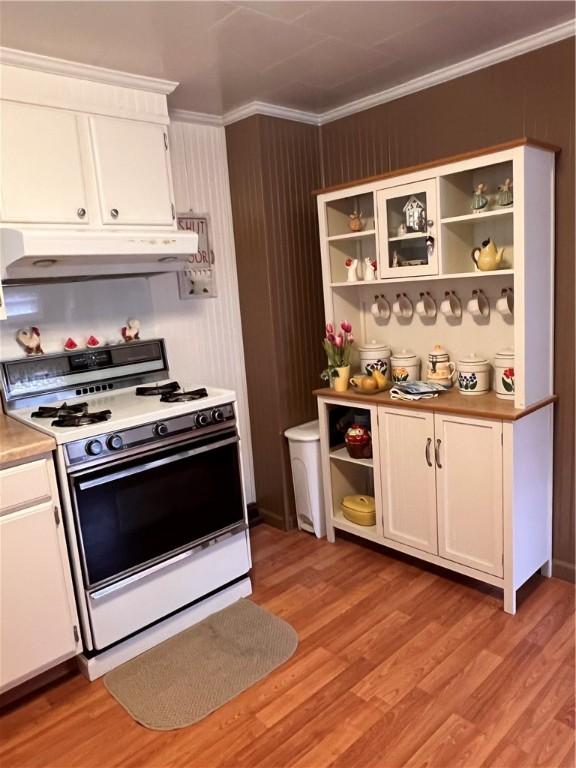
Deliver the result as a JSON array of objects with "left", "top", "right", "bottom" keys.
[
  {"left": 154, "top": 422, "right": 169, "bottom": 437},
  {"left": 110, "top": 208, "right": 119, "bottom": 219},
  {"left": 77, "top": 207, "right": 87, "bottom": 219},
  {"left": 211, "top": 408, "right": 224, "bottom": 423},
  {"left": 426, "top": 219, "right": 434, "bottom": 228},
  {"left": 85, "top": 439, "right": 103, "bottom": 456},
  {"left": 106, "top": 433, "right": 123, "bottom": 450},
  {"left": 195, "top": 412, "right": 211, "bottom": 428}
]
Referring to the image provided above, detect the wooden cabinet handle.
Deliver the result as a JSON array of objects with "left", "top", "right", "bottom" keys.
[
  {"left": 435, "top": 438, "right": 442, "bottom": 469},
  {"left": 425, "top": 437, "right": 432, "bottom": 467}
]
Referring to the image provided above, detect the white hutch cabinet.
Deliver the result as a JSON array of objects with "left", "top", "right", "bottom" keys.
[{"left": 315, "top": 140, "right": 557, "bottom": 613}]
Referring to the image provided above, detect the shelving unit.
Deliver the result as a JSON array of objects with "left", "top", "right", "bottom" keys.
[{"left": 315, "top": 140, "right": 557, "bottom": 615}]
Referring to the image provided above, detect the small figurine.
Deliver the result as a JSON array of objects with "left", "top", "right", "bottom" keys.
[
  {"left": 16, "top": 327, "right": 43, "bottom": 355},
  {"left": 363, "top": 257, "right": 376, "bottom": 281},
  {"left": 64, "top": 338, "right": 79, "bottom": 351},
  {"left": 471, "top": 183, "right": 488, "bottom": 213},
  {"left": 348, "top": 210, "right": 365, "bottom": 232},
  {"left": 121, "top": 318, "right": 141, "bottom": 342},
  {"left": 86, "top": 335, "right": 101, "bottom": 348},
  {"left": 392, "top": 250, "right": 400, "bottom": 268},
  {"left": 497, "top": 178, "right": 513, "bottom": 207},
  {"left": 426, "top": 236, "right": 435, "bottom": 261},
  {"left": 403, "top": 195, "right": 426, "bottom": 232},
  {"left": 345, "top": 257, "right": 359, "bottom": 283},
  {"left": 397, "top": 223, "right": 407, "bottom": 237}
]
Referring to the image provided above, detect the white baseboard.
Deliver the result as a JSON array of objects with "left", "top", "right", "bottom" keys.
[{"left": 77, "top": 578, "right": 252, "bottom": 681}]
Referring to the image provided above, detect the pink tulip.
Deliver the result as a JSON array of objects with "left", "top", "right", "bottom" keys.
[
  {"left": 325, "top": 323, "right": 334, "bottom": 334},
  {"left": 348, "top": 333, "right": 355, "bottom": 344},
  {"left": 326, "top": 333, "right": 336, "bottom": 344},
  {"left": 334, "top": 333, "right": 344, "bottom": 348},
  {"left": 340, "top": 321, "right": 352, "bottom": 333}
]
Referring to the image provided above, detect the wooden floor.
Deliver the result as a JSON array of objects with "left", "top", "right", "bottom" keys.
[{"left": 1, "top": 525, "right": 574, "bottom": 768}]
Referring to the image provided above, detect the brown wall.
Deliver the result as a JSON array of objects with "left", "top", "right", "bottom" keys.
[
  {"left": 226, "top": 116, "right": 324, "bottom": 528},
  {"left": 320, "top": 38, "right": 575, "bottom": 578},
  {"left": 227, "top": 39, "right": 575, "bottom": 576}
]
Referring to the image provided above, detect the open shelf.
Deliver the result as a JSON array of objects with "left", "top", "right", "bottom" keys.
[
  {"left": 327, "top": 229, "right": 376, "bottom": 242},
  {"left": 388, "top": 231, "right": 429, "bottom": 242},
  {"left": 331, "top": 268, "right": 514, "bottom": 287},
  {"left": 441, "top": 208, "right": 513, "bottom": 225},
  {"left": 329, "top": 445, "right": 373, "bottom": 467},
  {"left": 331, "top": 507, "right": 380, "bottom": 543},
  {"left": 439, "top": 160, "right": 513, "bottom": 219},
  {"left": 441, "top": 214, "right": 514, "bottom": 274},
  {"left": 326, "top": 192, "right": 375, "bottom": 237}
]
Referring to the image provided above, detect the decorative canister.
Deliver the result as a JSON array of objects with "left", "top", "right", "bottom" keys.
[
  {"left": 493, "top": 348, "right": 515, "bottom": 399},
  {"left": 391, "top": 349, "right": 421, "bottom": 383},
  {"left": 426, "top": 344, "right": 456, "bottom": 388},
  {"left": 344, "top": 424, "right": 372, "bottom": 459},
  {"left": 340, "top": 495, "right": 376, "bottom": 527},
  {"left": 357, "top": 340, "right": 391, "bottom": 379},
  {"left": 457, "top": 353, "right": 491, "bottom": 395}
]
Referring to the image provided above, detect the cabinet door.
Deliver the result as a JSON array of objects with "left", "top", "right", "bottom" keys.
[
  {"left": 435, "top": 415, "right": 503, "bottom": 576},
  {"left": 0, "top": 102, "right": 89, "bottom": 224},
  {"left": 377, "top": 179, "right": 438, "bottom": 278},
  {"left": 379, "top": 408, "right": 438, "bottom": 553},
  {"left": 0, "top": 502, "right": 79, "bottom": 691},
  {"left": 89, "top": 116, "right": 174, "bottom": 226}
]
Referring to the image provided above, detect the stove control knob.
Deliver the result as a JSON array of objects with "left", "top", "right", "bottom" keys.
[
  {"left": 195, "top": 411, "right": 211, "bottom": 428},
  {"left": 86, "top": 439, "right": 103, "bottom": 456},
  {"left": 106, "top": 434, "right": 123, "bottom": 451},
  {"left": 211, "top": 408, "right": 224, "bottom": 423},
  {"left": 154, "top": 422, "right": 169, "bottom": 437}
]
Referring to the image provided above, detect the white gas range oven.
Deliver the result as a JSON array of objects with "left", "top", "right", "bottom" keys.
[{"left": 1, "top": 339, "right": 252, "bottom": 679}]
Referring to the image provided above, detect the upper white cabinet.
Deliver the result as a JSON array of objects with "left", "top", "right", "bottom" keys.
[
  {"left": 435, "top": 414, "right": 503, "bottom": 577},
  {"left": 89, "top": 116, "right": 174, "bottom": 226},
  {"left": 0, "top": 102, "right": 90, "bottom": 225},
  {"left": 377, "top": 179, "right": 438, "bottom": 278},
  {"left": 0, "top": 59, "right": 178, "bottom": 231}
]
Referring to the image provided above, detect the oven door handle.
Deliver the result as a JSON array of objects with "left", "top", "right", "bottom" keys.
[{"left": 75, "top": 436, "right": 239, "bottom": 491}]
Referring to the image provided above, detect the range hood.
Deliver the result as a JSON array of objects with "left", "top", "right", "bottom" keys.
[{"left": 0, "top": 228, "right": 199, "bottom": 281}]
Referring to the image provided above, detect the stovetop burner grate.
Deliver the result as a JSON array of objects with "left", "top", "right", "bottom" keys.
[
  {"left": 135, "top": 381, "right": 181, "bottom": 397},
  {"left": 32, "top": 402, "right": 89, "bottom": 419},
  {"left": 160, "top": 388, "right": 208, "bottom": 403},
  {"left": 51, "top": 410, "right": 112, "bottom": 428}
]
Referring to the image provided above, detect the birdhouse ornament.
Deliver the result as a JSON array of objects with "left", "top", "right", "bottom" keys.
[
  {"left": 403, "top": 195, "right": 426, "bottom": 232},
  {"left": 122, "top": 318, "right": 141, "bottom": 342},
  {"left": 16, "top": 327, "right": 43, "bottom": 355}
]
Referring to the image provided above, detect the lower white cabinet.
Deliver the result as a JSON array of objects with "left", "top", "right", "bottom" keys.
[
  {"left": 379, "top": 408, "right": 437, "bottom": 554},
  {"left": 0, "top": 457, "right": 80, "bottom": 693},
  {"left": 436, "top": 414, "right": 503, "bottom": 577},
  {"left": 318, "top": 396, "right": 554, "bottom": 614}
]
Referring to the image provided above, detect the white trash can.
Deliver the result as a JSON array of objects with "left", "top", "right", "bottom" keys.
[{"left": 284, "top": 420, "right": 326, "bottom": 538}]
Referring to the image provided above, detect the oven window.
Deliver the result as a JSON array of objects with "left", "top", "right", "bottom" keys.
[{"left": 72, "top": 436, "right": 245, "bottom": 587}]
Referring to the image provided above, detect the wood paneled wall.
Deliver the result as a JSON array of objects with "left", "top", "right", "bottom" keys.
[
  {"left": 226, "top": 116, "right": 324, "bottom": 528},
  {"left": 226, "top": 39, "right": 575, "bottom": 577}
]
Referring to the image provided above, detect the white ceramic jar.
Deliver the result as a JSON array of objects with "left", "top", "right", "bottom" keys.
[
  {"left": 426, "top": 344, "right": 456, "bottom": 387},
  {"left": 493, "top": 348, "right": 515, "bottom": 399},
  {"left": 391, "top": 349, "right": 421, "bottom": 383},
  {"left": 358, "top": 340, "right": 391, "bottom": 379},
  {"left": 457, "top": 353, "right": 491, "bottom": 395}
]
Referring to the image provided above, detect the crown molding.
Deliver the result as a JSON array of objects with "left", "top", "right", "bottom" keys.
[
  {"left": 222, "top": 100, "right": 321, "bottom": 126},
  {"left": 169, "top": 108, "right": 224, "bottom": 127},
  {"left": 0, "top": 47, "right": 178, "bottom": 95},
  {"left": 318, "top": 19, "right": 575, "bottom": 124}
]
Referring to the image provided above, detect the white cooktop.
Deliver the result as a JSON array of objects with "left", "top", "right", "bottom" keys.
[{"left": 8, "top": 382, "right": 236, "bottom": 444}]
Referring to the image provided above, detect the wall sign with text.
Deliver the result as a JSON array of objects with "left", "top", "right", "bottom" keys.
[{"left": 176, "top": 213, "right": 217, "bottom": 299}]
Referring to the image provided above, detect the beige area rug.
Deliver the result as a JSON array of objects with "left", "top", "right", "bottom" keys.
[{"left": 103, "top": 599, "right": 299, "bottom": 730}]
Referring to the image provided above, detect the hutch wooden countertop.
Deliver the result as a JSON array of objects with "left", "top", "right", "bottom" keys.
[
  {"left": 313, "top": 387, "right": 557, "bottom": 421},
  {"left": 0, "top": 413, "right": 56, "bottom": 468}
]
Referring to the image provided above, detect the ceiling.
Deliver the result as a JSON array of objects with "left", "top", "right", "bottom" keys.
[{"left": 0, "top": 1, "right": 574, "bottom": 117}]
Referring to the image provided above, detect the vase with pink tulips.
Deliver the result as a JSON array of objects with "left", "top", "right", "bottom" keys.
[{"left": 321, "top": 322, "right": 354, "bottom": 392}]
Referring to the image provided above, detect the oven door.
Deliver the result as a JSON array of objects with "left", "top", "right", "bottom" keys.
[{"left": 69, "top": 429, "right": 246, "bottom": 590}]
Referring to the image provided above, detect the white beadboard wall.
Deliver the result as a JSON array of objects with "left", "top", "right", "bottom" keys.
[{"left": 150, "top": 120, "right": 255, "bottom": 503}]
